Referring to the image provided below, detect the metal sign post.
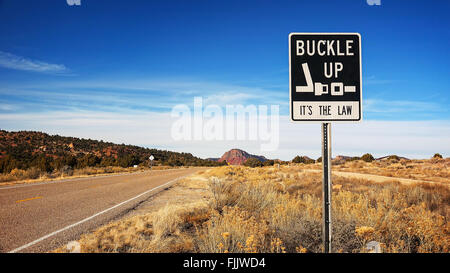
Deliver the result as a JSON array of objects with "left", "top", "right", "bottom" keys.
[
  {"left": 289, "top": 33, "right": 362, "bottom": 253},
  {"left": 322, "top": 123, "right": 332, "bottom": 253},
  {"left": 149, "top": 155, "right": 154, "bottom": 170}
]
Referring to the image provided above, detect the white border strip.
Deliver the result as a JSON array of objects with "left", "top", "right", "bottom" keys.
[
  {"left": 288, "top": 32, "right": 363, "bottom": 123},
  {"left": 8, "top": 174, "right": 189, "bottom": 253}
]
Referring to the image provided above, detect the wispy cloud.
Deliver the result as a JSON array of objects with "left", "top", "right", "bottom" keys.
[
  {"left": 0, "top": 51, "right": 68, "bottom": 74},
  {"left": 364, "top": 75, "right": 395, "bottom": 85},
  {"left": 0, "top": 79, "right": 287, "bottom": 113},
  {"left": 0, "top": 103, "right": 16, "bottom": 111}
]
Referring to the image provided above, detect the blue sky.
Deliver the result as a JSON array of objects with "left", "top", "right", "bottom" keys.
[{"left": 0, "top": 0, "right": 449, "bottom": 159}]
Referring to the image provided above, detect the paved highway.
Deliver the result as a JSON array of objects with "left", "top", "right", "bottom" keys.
[{"left": 0, "top": 168, "right": 202, "bottom": 253}]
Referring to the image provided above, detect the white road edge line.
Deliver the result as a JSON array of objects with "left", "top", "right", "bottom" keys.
[{"left": 8, "top": 174, "right": 190, "bottom": 253}]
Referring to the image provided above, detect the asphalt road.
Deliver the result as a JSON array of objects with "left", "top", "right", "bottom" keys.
[{"left": 0, "top": 168, "right": 202, "bottom": 253}]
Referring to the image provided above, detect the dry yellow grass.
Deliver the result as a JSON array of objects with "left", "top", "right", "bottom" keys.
[
  {"left": 333, "top": 158, "right": 450, "bottom": 183},
  {"left": 54, "top": 162, "right": 450, "bottom": 253}
]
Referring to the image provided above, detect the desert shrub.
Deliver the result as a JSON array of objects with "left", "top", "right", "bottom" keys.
[
  {"left": 9, "top": 168, "right": 27, "bottom": 180},
  {"left": 316, "top": 157, "right": 322, "bottom": 163},
  {"left": 0, "top": 167, "right": 43, "bottom": 182},
  {"left": 60, "top": 165, "right": 74, "bottom": 176},
  {"left": 292, "top": 156, "right": 304, "bottom": 164},
  {"left": 263, "top": 160, "right": 275, "bottom": 166},
  {"left": 332, "top": 218, "right": 361, "bottom": 252},
  {"left": 292, "top": 156, "right": 314, "bottom": 164},
  {"left": 74, "top": 167, "right": 100, "bottom": 176},
  {"left": 24, "top": 167, "right": 42, "bottom": 179},
  {"left": 243, "top": 158, "right": 263, "bottom": 168},
  {"left": 35, "top": 155, "right": 53, "bottom": 173},
  {"left": 268, "top": 195, "right": 322, "bottom": 252},
  {"left": 208, "top": 177, "right": 238, "bottom": 211},
  {"left": 361, "top": 153, "right": 375, "bottom": 162},
  {"left": 433, "top": 153, "right": 443, "bottom": 159},
  {"left": 196, "top": 206, "right": 274, "bottom": 253},
  {"left": 234, "top": 181, "right": 281, "bottom": 213}
]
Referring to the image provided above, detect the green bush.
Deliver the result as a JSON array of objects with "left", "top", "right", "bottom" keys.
[
  {"left": 292, "top": 156, "right": 304, "bottom": 164},
  {"left": 243, "top": 158, "right": 263, "bottom": 168},
  {"left": 292, "top": 156, "right": 315, "bottom": 164},
  {"left": 263, "top": 160, "right": 275, "bottom": 166},
  {"left": 361, "top": 153, "right": 375, "bottom": 162}
]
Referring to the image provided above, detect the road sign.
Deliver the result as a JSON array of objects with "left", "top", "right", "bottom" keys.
[
  {"left": 289, "top": 33, "right": 362, "bottom": 122},
  {"left": 149, "top": 155, "right": 154, "bottom": 170},
  {"left": 289, "top": 33, "right": 363, "bottom": 253}
]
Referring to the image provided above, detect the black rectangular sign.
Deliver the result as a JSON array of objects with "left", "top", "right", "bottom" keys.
[{"left": 289, "top": 33, "right": 362, "bottom": 122}]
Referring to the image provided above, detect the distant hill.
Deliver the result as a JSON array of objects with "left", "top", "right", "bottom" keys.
[
  {"left": 218, "top": 149, "right": 267, "bottom": 165},
  {"left": 334, "top": 155, "right": 353, "bottom": 161},
  {"left": 0, "top": 130, "right": 225, "bottom": 173},
  {"left": 331, "top": 155, "right": 410, "bottom": 162},
  {"left": 376, "top": 155, "right": 410, "bottom": 161}
]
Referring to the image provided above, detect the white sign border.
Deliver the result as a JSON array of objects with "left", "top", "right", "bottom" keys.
[{"left": 289, "top": 32, "right": 363, "bottom": 123}]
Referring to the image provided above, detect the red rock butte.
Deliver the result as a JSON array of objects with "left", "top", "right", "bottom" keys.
[{"left": 218, "top": 149, "right": 267, "bottom": 165}]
